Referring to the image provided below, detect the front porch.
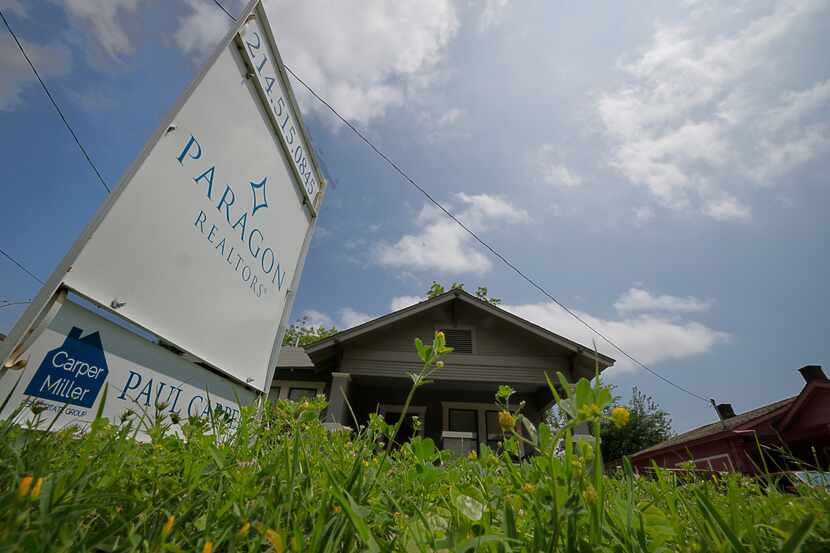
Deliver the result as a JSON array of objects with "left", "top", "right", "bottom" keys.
[{"left": 326, "top": 374, "right": 553, "bottom": 455}]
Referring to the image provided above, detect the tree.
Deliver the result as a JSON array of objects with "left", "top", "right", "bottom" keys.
[
  {"left": 426, "top": 281, "right": 502, "bottom": 305},
  {"left": 545, "top": 386, "right": 673, "bottom": 462},
  {"left": 599, "top": 387, "right": 672, "bottom": 462},
  {"left": 282, "top": 316, "right": 338, "bottom": 347}
]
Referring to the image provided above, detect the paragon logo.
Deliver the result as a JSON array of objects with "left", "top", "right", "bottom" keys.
[{"left": 24, "top": 327, "right": 109, "bottom": 409}]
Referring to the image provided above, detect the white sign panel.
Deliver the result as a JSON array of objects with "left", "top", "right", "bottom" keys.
[
  {"left": 0, "top": 300, "right": 256, "bottom": 437},
  {"left": 56, "top": 1, "right": 324, "bottom": 392}
]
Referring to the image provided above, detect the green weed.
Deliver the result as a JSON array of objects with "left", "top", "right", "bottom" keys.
[{"left": 0, "top": 331, "right": 827, "bottom": 552}]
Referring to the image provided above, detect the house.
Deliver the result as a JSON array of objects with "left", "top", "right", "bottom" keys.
[
  {"left": 631, "top": 365, "right": 830, "bottom": 474},
  {"left": 272, "top": 288, "right": 615, "bottom": 455}
]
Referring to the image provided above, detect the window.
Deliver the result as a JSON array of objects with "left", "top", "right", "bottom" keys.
[
  {"left": 379, "top": 405, "right": 426, "bottom": 448},
  {"left": 485, "top": 410, "right": 504, "bottom": 450},
  {"left": 442, "top": 328, "right": 474, "bottom": 354},
  {"left": 270, "top": 380, "right": 324, "bottom": 401},
  {"left": 449, "top": 409, "right": 478, "bottom": 433},
  {"left": 441, "top": 403, "right": 524, "bottom": 457},
  {"left": 288, "top": 387, "right": 318, "bottom": 401},
  {"left": 443, "top": 408, "right": 479, "bottom": 456}
]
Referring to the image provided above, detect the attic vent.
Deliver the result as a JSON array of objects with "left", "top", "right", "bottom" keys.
[{"left": 443, "top": 329, "right": 473, "bottom": 354}]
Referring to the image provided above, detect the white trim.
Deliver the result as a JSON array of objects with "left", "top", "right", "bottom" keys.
[
  {"left": 271, "top": 379, "right": 325, "bottom": 401},
  {"left": 674, "top": 453, "right": 734, "bottom": 472},
  {"left": 442, "top": 401, "right": 504, "bottom": 448}
]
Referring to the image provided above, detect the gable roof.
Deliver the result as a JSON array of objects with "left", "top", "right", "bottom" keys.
[
  {"left": 304, "top": 288, "right": 615, "bottom": 367},
  {"left": 276, "top": 346, "right": 315, "bottom": 369},
  {"left": 633, "top": 371, "right": 830, "bottom": 460},
  {"left": 632, "top": 397, "right": 795, "bottom": 459}
]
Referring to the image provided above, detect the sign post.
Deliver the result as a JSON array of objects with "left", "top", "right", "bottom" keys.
[{"left": 0, "top": 0, "right": 325, "bottom": 434}]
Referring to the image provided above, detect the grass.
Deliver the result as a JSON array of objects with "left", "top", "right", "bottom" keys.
[{"left": 1, "top": 332, "right": 828, "bottom": 552}]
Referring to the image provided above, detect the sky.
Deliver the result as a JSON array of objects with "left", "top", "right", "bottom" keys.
[{"left": 1, "top": 0, "right": 828, "bottom": 433}]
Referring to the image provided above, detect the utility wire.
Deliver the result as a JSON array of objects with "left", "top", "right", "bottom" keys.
[
  {"left": 199, "top": 0, "right": 716, "bottom": 404},
  {"left": 0, "top": 247, "right": 44, "bottom": 285},
  {"left": 0, "top": 9, "right": 111, "bottom": 194},
  {"left": 284, "top": 66, "right": 710, "bottom": 403},
  {"left": 0, "top": 301, "right": 32, "bottom": 310},
  {"left": 211, "top": 0, "right": 237, "bottom": 21}
]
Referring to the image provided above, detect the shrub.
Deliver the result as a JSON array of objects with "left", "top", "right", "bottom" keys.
[{"left": 0, "top": 332, "right": 827, "bottom": 551}]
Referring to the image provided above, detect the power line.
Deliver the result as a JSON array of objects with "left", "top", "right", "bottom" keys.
[
  {"left": 0, "top": 9, "right": 111, "bottom": 194},
  {"left": 213, "top": 0, "right": 712, "bottom": 404},
  {"left": 283, "top": 66, "right": 709, "bottom": 403},
  {"left": 0, "top": 301, "right": 32, "bottom": 310},
  {"left": 0, "top": 247, "right": 44, "bottom": 285},
  {"left": 211, "top": 0, "right": 237, "bottom": 21}
]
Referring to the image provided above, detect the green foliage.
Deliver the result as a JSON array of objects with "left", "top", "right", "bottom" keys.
[
  {"left": 282, "top": 315, "right": 338, "bottom": 347},
  {"left": 426, "top": 281, "right": 502, "bottom": 305},
  {"left": 1, "top": 334, "right": 827, "bottom": 552},
  {"left": 600, "top": 386, "right": 673, "bottom": 463},
  {"left": 547, "top": 386, "right": 673, "bottom": 464}
]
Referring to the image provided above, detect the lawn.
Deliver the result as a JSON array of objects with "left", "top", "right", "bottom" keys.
[{"left": 1, "top": 332, "right": 827, "bottom": 552}]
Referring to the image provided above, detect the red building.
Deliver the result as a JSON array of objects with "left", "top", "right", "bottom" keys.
[{"left": 631, "top": 365, "right": 830, "bottom": 474}]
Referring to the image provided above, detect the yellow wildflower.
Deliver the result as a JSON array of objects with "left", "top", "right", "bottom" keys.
[
  {"left": 201, "top": 541, "right": 213, "bottom": 553},
  {"left": 467, "top": 450, "right": 477, "bottom": 461},
  {"left": 17, "top": 476, "right": 33, "bottom": 500},
  {"left": 239, "top": 521, "right": 251, "bottom": 537},
  {"left": 522, "top": 483, "right": 536, "bottom": 494},
  {"left": 332, "top": 505, "right": 342, "bottom": 514},
  {"left": 162, "top": 514, "right": 175, "bottom": 539},
  {"left": 579, "top": 403, "right": 602, "bottom": 418},
  {"left": 435, "top": 360, "right": 444, "bottom": 369},
  {"left": 498, "top": 410, "right": 515, "bottom": 431},
  {"left": 583, "top": 485, "right": 598, "bottom": 505},
  {"left": 30, "top": 477, "right": 43, "bottom": 499},
  {"left": 265, "top": 529, "right": 285, "bottom": 553},
  {"left": 611, "top": 406, "right": 630, "bottom": 428},
  {"left": 435, "top": 331, "right": 445, "bottom": 342}
]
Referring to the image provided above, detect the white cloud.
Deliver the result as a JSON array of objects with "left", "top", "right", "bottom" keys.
[
  {"left": 269, "top": 0, "right": 458, "bottom": 125},
  {"left": 171, "top": 0, "right": 454, "bottom": 127},
  {"left": 390, "top": 295, "right": 424, "bottom": 311},
  {"left": 0, "top": 34, "right": 72, "bottom": 111},
  {"left": 418, "top": 107, "right": 468, "bottom": 141},
  {"left": 376, "top": 193, "right": 529, "bottom": 275},
  {"left": 634, "top": 206, "right": 655, "bottom": 224},
  {"left": 174, "top": 0, "right": 235, "bottom": 58},
  {"left": 535, "top": 145, "right": 583, "bottom": 188},
  {"left": 614, "top": 288, "right": 712, "bottom": 314},
  {"left": 298, "top": 309, "right": 334, "bottom": 328},
  {"left": 597, "top": 0, "right": 830, "bottom": 220},
  {"left": 504, "top": 292, "right": 728, "bottom": 373},
  {"left": 298, "top": 307, "right": 376, "bottom": 330},
  {"left": 58, "top": 0, "right": 142, "bottom": 61},
  {"left": 338, "top": 307, "right": 375, "bottom": 329},
  {"left": 1, "top": 0, "right": 26, "bottom": 18},
  {"left": 703, "top": 196, "right": 751, "bottom": 221},
  {"left": 173, "top": 0, "right": 459, "bottom": 124},
  {"left": 478, "top": 0, "right": 511, "bottom": 32}
]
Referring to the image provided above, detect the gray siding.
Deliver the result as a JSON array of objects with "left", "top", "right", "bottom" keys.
[
  {"left": 340, "top": 349, "right": 569, "bottom": 385},
  {"left": 340, "top": 302, "right": 574, "bottom": 385}
]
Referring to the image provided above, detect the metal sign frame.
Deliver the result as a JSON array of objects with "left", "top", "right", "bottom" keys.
[{"left": 0, "top": 0, "right": 325, "bottom": 397}]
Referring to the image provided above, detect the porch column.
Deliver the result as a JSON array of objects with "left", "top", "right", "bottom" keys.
[
  {"left": 325, "top": 372, "right": 352, "bottom": 428},
  {"left": 573, "top": 422, "right": 592, "bottom": 444}
]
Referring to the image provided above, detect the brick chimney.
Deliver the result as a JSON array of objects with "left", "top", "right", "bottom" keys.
[
  {"left": 715, "top": 403, "right": 736, "bottom": 420},
  {"left": 799, "top": 365, "right": 827, "bottom": 383}
]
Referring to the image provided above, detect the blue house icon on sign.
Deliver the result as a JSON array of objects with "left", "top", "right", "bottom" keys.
[{"left": 24, "top": 326, "right": 109, "bottom": 409}]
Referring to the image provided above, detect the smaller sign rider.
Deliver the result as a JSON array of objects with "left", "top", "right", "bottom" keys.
[{"left": 24, "top": 327, "right": 109, "bottom": 409}]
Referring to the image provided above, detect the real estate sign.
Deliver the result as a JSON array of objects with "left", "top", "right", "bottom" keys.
[
  {"left": 1, "top": 299, "right": 255, "bottom": 437},
  {"left": 0, "top": 0, "right": 324, "bottom": 409}
]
